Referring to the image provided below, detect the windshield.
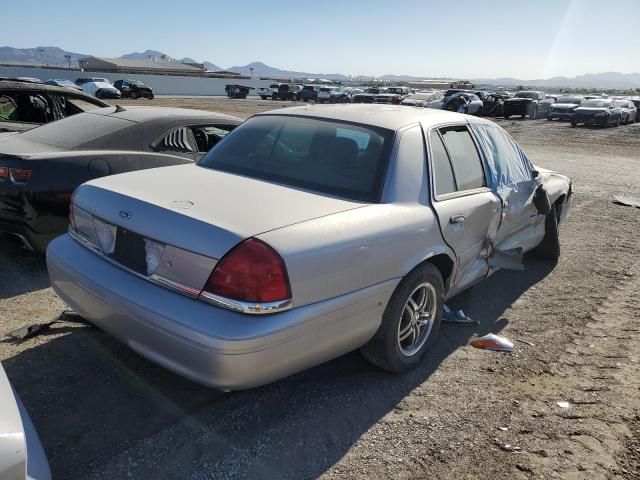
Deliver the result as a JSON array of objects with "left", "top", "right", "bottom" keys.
[
  {"left": 514, "top": 92, "right": 539, "bottom": 99},
  {"left": 198, "top": 115, "right": 394, "bottom": 202},
  {"left": 386, "top": 88, "right": 404, "bottom": 94},
  {"left": 131, "top": 80, "right": 147, "bottom": 87},
  {"left": 581, "top": 99, "right": 610, "bottom": 108}
]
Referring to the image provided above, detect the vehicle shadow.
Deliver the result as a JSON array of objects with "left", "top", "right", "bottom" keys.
[
  {"left": 0, "top": 234, "right": 49, "bottom": 300},
  {"left": 2, "top": 257, "right": 556, "bottom": 479}
]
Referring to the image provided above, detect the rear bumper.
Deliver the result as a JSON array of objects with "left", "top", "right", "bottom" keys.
[
  {"left": 504, "top": 103, "right": 532, "bottom": 116},
  {"left": 548, "top": 111, "right": 574, "bottom": 119},
  {"left": 47, "top": 235, "right": 394, "bottom": 390}
]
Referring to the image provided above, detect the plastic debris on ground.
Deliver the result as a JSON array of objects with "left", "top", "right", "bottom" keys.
[
  {"left": 612, "top": 194, "right": 640, "bottom": 209},
  {"left": 556, "top": 401, "right": 571, "bottom": 409},
  {"left": 7, "top": 310, "right": 89, "bottom": 342},
  {"left": 442, "top": 304, "right": 480, "bottom": 325},
  {"left": 470, "top": 333, "right": 514, "bottom": 352}
]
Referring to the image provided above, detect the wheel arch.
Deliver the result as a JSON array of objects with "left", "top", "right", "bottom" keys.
[{"left": 405, "top": 251, "right": 455, "bottom": 293}]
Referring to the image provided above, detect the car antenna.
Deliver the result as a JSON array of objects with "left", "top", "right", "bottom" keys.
[{"left": 114, "top": 105, "right": 126, "bottom": 113}]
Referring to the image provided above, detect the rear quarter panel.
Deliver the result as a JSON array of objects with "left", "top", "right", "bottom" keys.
[{"left": 259, "top": 203, "right": 453, "bottom": 308}]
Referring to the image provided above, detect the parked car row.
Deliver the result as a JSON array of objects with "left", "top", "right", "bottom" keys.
[{"left": 72, "top": 77, "right": 155, "bottom": 99}]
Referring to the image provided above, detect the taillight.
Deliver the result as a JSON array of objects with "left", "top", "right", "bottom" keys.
[
  {"left": 0, "top": 167, "right": 8, "bottom": 180},
  {"left": 202, "top": 238, "right": 291, "bottom": 304},
  {"left": 68, "top": 190, "right": 78, "bottom": 231},
  {"left": 9, "top": 168, "right": 32, "bottom": 184},
  {"left": 68, "top": 202, "right": 77, "bottom": 231}
]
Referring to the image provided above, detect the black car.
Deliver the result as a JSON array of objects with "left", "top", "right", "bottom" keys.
[
  {"left": 299, "top": 85, "right": 319, "bottom": 102},
  {"left": 0, "top": 106, "right": 240, "bottom": 252},
  {"left": 113, "top": 79, "right": 154, "bottom": 99},
  {"left": 274, "top": 84, "right": 298, "bottom": 101},
  {"left": 547, "top": 95, "right": 583, "bottom": 121},
  {"left": 503, "top": 91, "right": 553, "bottom": 119},
  {"left": 224, "top": 84, "right": 254, "bottom": 99},
  {"left": 480, "top": 93, "right": 510, "bottom": 117},
  {"left": 571, "top": 98, "right": 622, "bottom": 128},
  {"left": 0, "top": 80, "right": 108, "bottom": 133}
]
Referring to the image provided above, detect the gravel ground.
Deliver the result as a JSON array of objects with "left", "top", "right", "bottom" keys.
[{"left": 1, "top": 98, "right": 639, "bottom": 479}]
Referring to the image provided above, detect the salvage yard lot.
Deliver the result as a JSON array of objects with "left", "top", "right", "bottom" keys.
[{"left": 1, "top": 97, "right": 640, "bottom": 479}]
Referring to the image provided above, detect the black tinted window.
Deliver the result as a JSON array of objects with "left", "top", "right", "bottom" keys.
[
  {"left": 198, "top": 115, "right": 394, "bottom": 202},
  {"left": 440, "top": 127, "right": 485, "bottom": 191},
  {"left": 429, "top": 131, "right": 456, "bottom": 196}
]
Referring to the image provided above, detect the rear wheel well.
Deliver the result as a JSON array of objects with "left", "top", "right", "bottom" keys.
[{"left": 411, "top": 254, "right": 454, "bottom": 289}]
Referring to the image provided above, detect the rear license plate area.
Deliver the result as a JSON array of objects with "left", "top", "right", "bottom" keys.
[{"left": 112, "top": 227, "right": 147, "bottom": 275}]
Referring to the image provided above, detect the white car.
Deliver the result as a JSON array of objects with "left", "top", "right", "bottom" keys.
[
  {"left": 317, "top": 86, "right": 338, "bottom": 103},
  {"left": 81, "top": 81, "right": 121, "bottom": 99},
  {"left": 401, "top": 91, "right": 445, "bottom": 109},
  {"left": 0, "top": 363, "right": 51, "bottom": 479}
]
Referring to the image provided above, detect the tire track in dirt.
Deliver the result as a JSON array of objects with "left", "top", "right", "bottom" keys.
[{"left": 506, "top": 258, "right": 640, "bottom": 478}]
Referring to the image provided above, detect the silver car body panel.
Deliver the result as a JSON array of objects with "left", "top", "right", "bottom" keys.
[
  {"left": 48, "top": 235, "right": 396, "bottom": 389},
  {"left": 48, "top": 105, "right": 572, "bottom": 389},
  {"left": 0, "top": 364, "right": 51, "bottom": 480}
]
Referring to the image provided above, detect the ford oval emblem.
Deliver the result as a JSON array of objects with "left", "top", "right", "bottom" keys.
[{"left": 119, "top": 210, "right": 131, "bottom": 220}]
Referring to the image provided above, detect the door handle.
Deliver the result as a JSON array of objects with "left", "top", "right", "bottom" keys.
[{"left": 449, "top": 215, "right": 465, "bottom": 224}]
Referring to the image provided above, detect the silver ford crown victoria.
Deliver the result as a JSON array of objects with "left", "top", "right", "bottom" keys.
[{"left": 47, "top": 105, "right": 572, "bottom": 390}]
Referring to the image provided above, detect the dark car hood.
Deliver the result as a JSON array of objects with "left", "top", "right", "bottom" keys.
[
  {"left": 553, "top": 103, "right": 580, "bottom": 108},
  {"left": 575, "top": 107, "right": 608, "bottom": 115},
  {"left": 506, "top": 98, "right": 534, "bottom": 103}
]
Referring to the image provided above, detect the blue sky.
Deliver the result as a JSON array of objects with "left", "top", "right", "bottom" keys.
[{"left": 3, "top": 0, "right": 639, "bottom": 79}]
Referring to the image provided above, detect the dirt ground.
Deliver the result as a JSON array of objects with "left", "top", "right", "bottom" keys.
[{"left": 1, "top": 97, "right": 640, "bottom": 480}]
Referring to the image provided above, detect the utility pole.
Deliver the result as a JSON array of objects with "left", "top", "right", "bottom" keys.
[
  {"left": 250, "top": 67, "right": 254, "bottom": 80},
  {"left": 37, "top": 48, "right": 44, "bottom": 67},
  {"left": 64, "top": 54, "right": 71, "bottom": 69}
]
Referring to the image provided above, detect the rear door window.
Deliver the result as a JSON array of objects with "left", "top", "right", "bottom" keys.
[
  {"left": 439, "top": 126, "right": 485, "bottom": 191},
  {"left": 429, "top": 131, "right": 456, "bottom": 196}
]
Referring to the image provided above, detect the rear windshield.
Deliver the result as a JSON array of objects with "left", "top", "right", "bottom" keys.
[{"left": 198, "top": 115, "right": 394, "bottom": 202}]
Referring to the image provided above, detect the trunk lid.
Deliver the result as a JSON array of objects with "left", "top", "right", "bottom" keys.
[{"left": 74, "top": 163, "right": 367, "bottom": 259}]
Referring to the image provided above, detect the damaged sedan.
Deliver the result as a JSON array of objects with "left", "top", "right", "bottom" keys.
[
  {"left": 0, "top": 106, "right": 240, "bottom": 252},
  {"left": 0, "top": 79, "right": 108, "bottom": 133},
  {"left": 47, "top": 105, "right": 572, "bottom": 391}
]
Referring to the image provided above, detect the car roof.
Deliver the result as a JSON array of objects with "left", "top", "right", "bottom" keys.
[
  {"left": 0, "top": 79, "right": 86, "bottom": 94},
  {"left": 89, "top": 105, "right": 241, "bottom": 123},
  {"left": 0, "top": 79, "right": 109, "bottom": 103},
  {"left": 254, "top": 104, "right": 471, "bottom": 131}
]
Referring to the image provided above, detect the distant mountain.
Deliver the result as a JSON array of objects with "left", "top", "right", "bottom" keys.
[
  {"left": 1, "top": 46, "right": 639, "bottom": 88},
  {"left": 120, "top": 50, "right": 168, "bottom": 60},
  {"left": 0, "top": 46, "right": 88, "bottom": 67},
  {"left": 226, "top": 61, "right": 349, "bottom": 80},
  {"left": 203, "top": 61, "right": 223, "bottom": 72},
  {"left": 473, "top": 72, "right": 640, "bottom": 89},
  {"left": 121, "top": 51, "right": 222, "bottom": 70}
]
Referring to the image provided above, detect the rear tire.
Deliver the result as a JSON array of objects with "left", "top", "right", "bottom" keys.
[
  {"left": 272, "top": 93, "right": 278, "bottom": 100},
  {"left": 361, "top": 263, "right": 444, "bottom": 373},
  {"left": 260, "top": 96, "right": 267, "bottom": 100},
  {"left": 534, "top": 205, "right": 560, "bottom": 260},
  {"left": 131, "top": 91, "right": 139, "bottom": 100}
]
